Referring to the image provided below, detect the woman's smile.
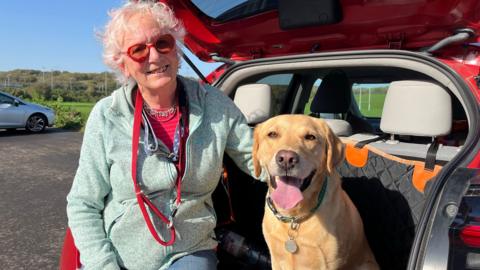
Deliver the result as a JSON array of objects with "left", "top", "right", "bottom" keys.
[{"left": 146, "top": 64, "right": 170, "bottom": 75}]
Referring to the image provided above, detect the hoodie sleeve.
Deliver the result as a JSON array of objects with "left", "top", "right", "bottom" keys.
[
  {"left": 204, "top": 87, "right": 266, "bottom": 182},
  {"left": 66, "top": 101, "right": 120, "bottom": 270},
  {"left": 226, "top": 109, "right": 257, "bottom": 177}
]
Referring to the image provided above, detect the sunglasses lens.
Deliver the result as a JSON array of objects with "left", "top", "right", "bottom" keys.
[
  {"left": 128, "top": 44, "right": 148, "bottom": 61},
  {"left": 126, "top": 35, "right": 175, "bottom": 62},
  {"left": 155, "top": 35, "right": 174, "bottom": 54}
]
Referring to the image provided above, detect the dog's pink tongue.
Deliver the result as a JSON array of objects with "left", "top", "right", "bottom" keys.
[{"left": 271, "top": 177, "right": 303, "bottom": 210}]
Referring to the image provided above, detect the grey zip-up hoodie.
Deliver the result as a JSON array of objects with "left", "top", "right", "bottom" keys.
[{"left": 66, "top": 76, "right": 256, "bottom": 270}]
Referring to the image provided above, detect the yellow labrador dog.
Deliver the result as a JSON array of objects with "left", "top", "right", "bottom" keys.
[{"left": 253, "top": 115, "right": 378, "bottom": 270}]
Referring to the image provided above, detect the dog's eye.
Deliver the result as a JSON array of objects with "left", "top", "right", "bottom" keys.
[
  {"left": 305, "top": 134, "right": 316, "bottom": 140},
  {"left": 267, "top": 131, "right": 278, "bottom": 138}
]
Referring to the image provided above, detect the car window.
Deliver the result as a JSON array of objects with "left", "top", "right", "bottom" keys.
[
  {"left": 256, "top": 74, "right": 293, "bottom": 116},
  {"left": 303, "top": 79, "right": 339, "bottom": 118},
  {"left": 352, "top": 83, "right": 389, "bottom": 118},
  {"left": 0, "top": 94, "right": 14, "bottom": 104},
  {"left": 304, "top": 79, "right": 320, "bottom": 115},
  {"left": 303, "top": 80, "right": 389, "bottom": 119},
  {"left": 191, "top": 0, "right": 277, "bottom": 22}
]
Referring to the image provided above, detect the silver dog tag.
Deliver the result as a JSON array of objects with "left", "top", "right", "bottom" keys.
[{"left": 285, "top": 239, "right": 298, "bottom": 253}]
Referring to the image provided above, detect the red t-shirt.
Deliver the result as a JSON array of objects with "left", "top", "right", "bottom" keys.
[{"left": 146, "top": 110, "right": 181, "bottom": 151}]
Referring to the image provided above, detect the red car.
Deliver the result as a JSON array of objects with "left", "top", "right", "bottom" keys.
[{"left": 61, "top": 0, "right": 480, "bottom": 269}]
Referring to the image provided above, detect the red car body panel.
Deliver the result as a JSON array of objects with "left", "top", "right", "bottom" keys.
[
  {"left": 167, "top": 0, "right": 480, "bottom": 169},
  {"left": 60, "top": 228, "right": 81, "bottom": 270},
  {"left": 436, "top": 46, "right": 480, "bottom": 169},
  {"left": 163, "top": 0, "right": 480, "bottom": 62},
  {"left": 437, "top": 45, "right": 480, "bottom": 101}
]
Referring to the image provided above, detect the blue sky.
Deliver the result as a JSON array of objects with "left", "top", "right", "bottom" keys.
[{"left": 0, "top": 1, "right": 220, "bottom": 77}]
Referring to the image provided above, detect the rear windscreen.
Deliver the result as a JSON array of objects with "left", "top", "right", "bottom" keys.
[{"left": 191, "top": 0, "right": 277, "bottom": 22}]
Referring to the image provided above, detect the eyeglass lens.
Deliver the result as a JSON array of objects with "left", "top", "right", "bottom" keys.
[{"left": 128, "top": 35, "right": 175, "bottom": 61}]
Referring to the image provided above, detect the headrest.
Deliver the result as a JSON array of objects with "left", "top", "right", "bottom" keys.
[
  {"left": 324, "top": 119, "right": 353, "bottom": 137},
  {"left": 310, "top": 70, "right": 352, "bottom": 114},
  {"left": 234, "top": 84, "right": 272, "bottom": 125},
  {"left": 380, "top": 80, "right": 452, "bottom": 137}
]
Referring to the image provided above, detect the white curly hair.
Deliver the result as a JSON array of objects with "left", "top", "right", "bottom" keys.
[{"left": 100, "top": 1, "right": 186, "bottom": 84}]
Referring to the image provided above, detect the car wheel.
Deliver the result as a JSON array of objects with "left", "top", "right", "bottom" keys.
[{"left": 25, "top": 114, "right": 47, "bottom": 132}]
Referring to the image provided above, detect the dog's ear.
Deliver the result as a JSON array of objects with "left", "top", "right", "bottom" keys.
[
  {"left": 252, "top": 124, "right": 262, "bottom": 178},
  {"left": 320, "top": 121, "right": 345, "bottom": 174}
]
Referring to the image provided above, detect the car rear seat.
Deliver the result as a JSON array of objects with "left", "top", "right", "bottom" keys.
[
  {"left": 310, "top": 70, "right": 373, "bottom": 135},
  {"left": 215, "top": 83, "right": 272, "bottom": 267},
  {"left": 337, "top": 80, "right": 459, "bottom": 270},
  {"left": 347, "top": 80, "right": 460, "bottom": 166},
  {"left": 218, "top": 82, "right": 271, "bottom": 230},
  {"left": 233, "top": 83, "right": 272, "bottom": 125}
]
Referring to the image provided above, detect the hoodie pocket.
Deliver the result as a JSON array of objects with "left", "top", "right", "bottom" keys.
[
  {"left": 106, "top": 199, "right": 135, "bottom": 238},
  {"left": 108, "top": 198, "right": 172, "bottom": 269}
]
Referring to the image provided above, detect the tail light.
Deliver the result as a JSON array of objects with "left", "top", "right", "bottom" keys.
[
  {"left": 448, "top": 183, "right": 480, "bottom": 270},
  {"left": 461, "top": 225, "right": 480, "bottom": 248}
]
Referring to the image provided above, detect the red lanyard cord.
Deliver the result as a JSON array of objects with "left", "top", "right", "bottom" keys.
[{"left": 131, "top": 89, "right": 187, "bottom": 246}]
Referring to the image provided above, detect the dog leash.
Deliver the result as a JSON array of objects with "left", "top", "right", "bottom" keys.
[
  {"left": 266, "top": 177, "right": 328, "bottom": 253},
  {"left": 131, "top": 88, "right": 188, "bottom": 246}
]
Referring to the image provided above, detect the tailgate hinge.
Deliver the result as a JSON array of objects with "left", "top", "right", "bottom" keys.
[
  {"left": 250, "top": 49, "right": 263, "bottom": 59},
  {"left": 387, "top": 33, "right": 406, "bottom": 49},
  {"left": 474, "top": 74, "right": 480, "bottom": 89}
]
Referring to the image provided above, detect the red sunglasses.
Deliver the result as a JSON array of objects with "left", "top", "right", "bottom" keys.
[{"left": 125, "top": 34, "right": 175, "bottom": 62}]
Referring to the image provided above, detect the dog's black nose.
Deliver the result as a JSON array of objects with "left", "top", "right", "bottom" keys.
[{"left": 276, "top": 150, "right": 299, "bottom": 170}]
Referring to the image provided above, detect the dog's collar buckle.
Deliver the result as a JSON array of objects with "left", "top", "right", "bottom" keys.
[{"left": 290, "top": 221, "right": 300, "bottom": 231}]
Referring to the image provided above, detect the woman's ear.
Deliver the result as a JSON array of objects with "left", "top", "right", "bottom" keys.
[{"left": 119, "top": 62, "right": 130, "bottom": 78}]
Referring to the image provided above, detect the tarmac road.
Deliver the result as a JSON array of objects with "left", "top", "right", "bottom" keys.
[{"left": 0, "top": 128, "right": 83, "bottom": 270}]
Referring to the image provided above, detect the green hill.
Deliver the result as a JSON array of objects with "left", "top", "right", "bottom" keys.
[{"left": 0, "top": 69, "right": 119, "bottom": 102}]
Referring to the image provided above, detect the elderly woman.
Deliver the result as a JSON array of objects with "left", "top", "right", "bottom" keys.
[{"left": 66, "top": 2, "right": 255, "bottom": 270}]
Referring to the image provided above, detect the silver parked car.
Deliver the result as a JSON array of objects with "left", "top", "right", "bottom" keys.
[{"left": 0, "top": 91, "right": 55, "bottom": 132}]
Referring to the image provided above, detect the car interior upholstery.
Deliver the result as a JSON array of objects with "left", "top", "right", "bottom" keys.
[
  {"left": 347, "top": 80, "right": 461, "bottom": 163},
  {"left": 213, "top": 55, "right": 470, "bottom": 270},
  {"left": 337, "top": 80, "right": 459, "bottom": 269},
  {"left": 309, "top": 69, "right": 373, "bottom": 134},
  {"left": 233, "top": 83, "right": 272, "bottom": 125}
]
